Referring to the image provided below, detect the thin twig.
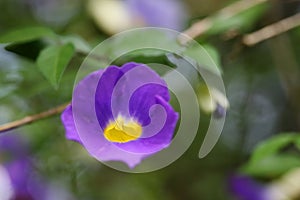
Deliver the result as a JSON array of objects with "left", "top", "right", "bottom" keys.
[
  {"left": 0, "top": 102, "right": 70, "bottom": 133},
  {"left": 179, "top": 0, "right": 268, "bottom": 45},
  {"left": 243, "top": 13, "right": 300, "bottom": 46}
]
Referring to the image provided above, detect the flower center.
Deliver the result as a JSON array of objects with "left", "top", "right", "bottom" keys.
[{"left": 103, "top": 116, "right": 142, "bottom": 143}]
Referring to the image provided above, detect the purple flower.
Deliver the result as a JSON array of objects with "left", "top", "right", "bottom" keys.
[
  {"left": 61, "top": 62, "right": 178, "bottom": 168},
  {"left": 0, "top": 135, "right": 28, "bottom": 157},
  {"left": 6, "top": 160, "right": 35, "bottom": 200},
  {"left": 0, "top": 135, "right": 35, "bottom": 199},
  {"left": 0, "top": 134, "right": 74, "bottom": 200},
  {"left": 126, "top": 0, "right": 187, "bottom": 30},
  {"left": 228, "top": 174, "right": 269, "bottom": 200}
]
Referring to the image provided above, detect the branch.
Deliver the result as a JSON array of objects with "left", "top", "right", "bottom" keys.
[
  {"left": 0, "top": 102, "right": 70, "bottom": 133},
  {"left": 242, "top": 13, "right": 300, "bottom": 46},
  {"left": 179, "top": 0, "right": 268, "bottom": 44}
]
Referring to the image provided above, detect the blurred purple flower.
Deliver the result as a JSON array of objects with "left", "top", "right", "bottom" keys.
[
  {"left": 6, "top": 159, "right": 34, "bottom": 200},
  {"left": 61, "top": 62, "right": 178, "bottom": 168},
  {"left": 27, "top": 0, "right": 81, "bottom": 28},
  {"left": 0, "top": 135, "right": 74, "bottom": 200},
  {"left": 0, "top": 134, "right": 28, "bottom": 157},
  {"left": 0, "top": 135, "right": 35, "bottom": 199},
  {"left": 126, "top": 0, "right": 187, "bottom": 30},
  {"left": 229, "top": 174, "right": 268, "bottom": 200},
  {"left": 228, "top": 172, "right": 300, "bottom": 200}
]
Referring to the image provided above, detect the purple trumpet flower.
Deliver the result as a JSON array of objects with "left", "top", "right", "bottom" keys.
[
  {"left": 61, "top": 62, "right": 178, "bottom": 168},
  {"left": 228, "top": 174, "right": 269, "bottom": 200},
  {"left": 230, "top": 170, "right": 300, "bottom": 200},
  {"left": 126, "top": 0, "right": 187, "bottom": 31},
  {"left": 0, "top": 135, "right": 35, "bottom": 200},
  {"left": 0, "top": 134, "right": 74, "bottom": 200}
]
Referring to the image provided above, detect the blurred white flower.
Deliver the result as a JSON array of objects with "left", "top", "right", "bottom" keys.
[
  {"left": 0, "top": 165, "right": 14, "bottom": 200},
  {"left": 197, "top": 84, "right": 229, "bottom": 117},
  {"left": 88, "top": 0, "right": 187, "bottom": 34},
  {"left": 266, "top": 168, "right": 300, "bottom": 200},
  {"left": 88, "top": 0, "right": 133, "bottom": 34}
]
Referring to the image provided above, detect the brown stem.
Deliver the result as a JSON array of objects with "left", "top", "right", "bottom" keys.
[
  {"left": 243, "top": 13, "right": 300, "bottom": 46},
  {"left": 179, "top": 0, "right": 268, "bottom": 45},
  {"left": 0, "top": 102, "right": 70, "bottom": 133}
]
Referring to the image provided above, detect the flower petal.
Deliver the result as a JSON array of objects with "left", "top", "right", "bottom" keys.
[
  {"left": 229, "top": 175, "right": 267, "bottom": 200},
  {"left": 129, "top": 83, "right": 169, "bottom": 125},
  {"left": 93, "top": 142, "right": 149, "bottom": 169},
  {"left": 61, "top": 105, "right": 81, "bottom": 144},
  {"left": 6, "top": 159, "right": 31, "bottom": 194},
  {"left": 126, "top": 0, "right": 187, "bottom": 30},
  {"left": 72, "top": 68, "right": 108, "bottom": 152},
  {"left": 116, "top": 95, "right": 178, "bottom": 154},
  {"left": 95, "top": 65, "right": 123, "bottom": 128},
  {"left": 0, "top": 165, "right": 14, "bottom": 200},
  {"left": 108, "top": 63, "right": 169, "bottom": 125}
]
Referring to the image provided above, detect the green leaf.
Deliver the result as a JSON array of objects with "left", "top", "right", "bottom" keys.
[
  {"left": 95, "top": 28, "right": 183, "bottom": 60},
  {"left": 241, "top": 133, "right": 300, "bottom": 178},
  {"left": 250, "top": 134, "right": 297, "bottom": 163},
  {"left": 4, "top": 40, "right": 46, "bottom": 60},
  {"left": 37, "top": 43, "right": 75, "bottom": 89},
  {"left": 182, "top": 43, "right": 222, "bottom": 75},
  {"left": 0, "top": 26, "right": 55, "bottom": 43},
  {"left": 295, "top": 135, "right": 300, "bottom": 150},
  {"left": 166, "top": 53, "right": 201, "bottom": 86},
  {"left": 59, "top": 35, "right": 91, "bottom": 52},
  {"left": 83, "top": 28, "right": 185, "bottom": 70},
  {"left": 241, "top": 154, "right": 300, "bottom": 178}
]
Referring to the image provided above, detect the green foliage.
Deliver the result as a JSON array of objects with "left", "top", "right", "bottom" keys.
[
  {"left": 102, "top": 30, "right": 221, "bottom": 75},
  {"left": 0, "top": 0, "right": 300, "bottom": 199},
  {"left": 242, "top": 154, "right": 300, "bottom": 178},
  {"left": 59, "top": 35, "right": 91, "bottom": 52},
  {"left": 181, "top": 43, "right": 222, "bottom": 75},
  {"left": 96, "top": 29, "right": 183, "bottom": 60},
  {"left": 0, "top": 26, "right": 55, "bottom": 43},
  {"left": 4, "top": 40, "right": 46, "bottom": 60},
  {"left": 113, "top": 49, "right": 169, "bottom": 70},
  {"left": 207, "top": 1, "right": 269, "bottom": 35},
  {"left": 250, "top": 134, "right": 297, "bottom": 163},
  {"left": 296, "top": 136, "right": 300, "bottom": 149},
  {"left": 166, "top": 53, "right": 201, "bottom": 87},
  {"left": 241, "top": 133, "right": 300, "bottom": 178},
  {"left": 37, "top": 43, "right": 75, "bottom": 89}
]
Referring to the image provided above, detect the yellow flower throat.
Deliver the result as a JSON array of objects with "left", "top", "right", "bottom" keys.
[{"left": 103, "top": 116, "right": 142, "bottom": 143}]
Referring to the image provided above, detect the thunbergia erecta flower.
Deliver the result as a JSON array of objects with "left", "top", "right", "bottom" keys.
[
  {"left": 0, "top": 134, "right": 75, "bottom": 200},
  {"left": 126, "top": 0, "right": 187, "bottom": 31},
  {"left": 0, "top": 135, "right": 36, "bottom": 200},
  {"left": 229, "top": 174, "right": 268, "bottom": 200},
  {"left": 230, "top": 170, "right": 300, "bottom": 200},
  {"left": 61, "top": 62, "right": 178, "bottom": 168}
]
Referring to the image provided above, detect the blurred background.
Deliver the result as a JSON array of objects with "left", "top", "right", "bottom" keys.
[{"left": 0, "top": 0, "right": 300, "bottom": 199}]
